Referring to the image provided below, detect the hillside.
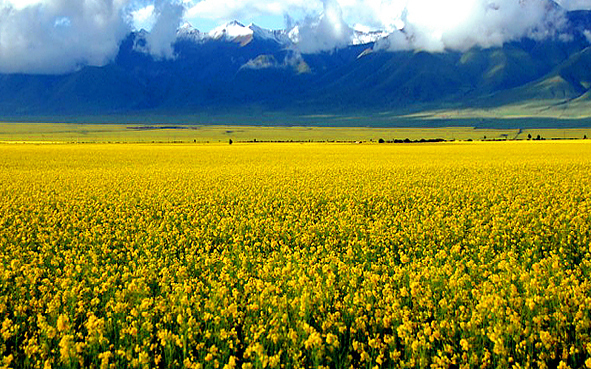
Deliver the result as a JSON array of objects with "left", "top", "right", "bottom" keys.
[{"left": 2, "top": 12, "right": 591, "bottom": 126}]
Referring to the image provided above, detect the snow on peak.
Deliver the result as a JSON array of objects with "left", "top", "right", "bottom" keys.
[
  {"left": 173, "top": 21, "right": 388, "bottom": 49},
  {"left": 209, "top": 21, "right": 253, "bottom": 40},
  {"left": 287, "top": 25, "right": 300, "bottom": 44},
  {"left": 178, "top": 22, "right": 196, "bottom": 33},
  {"left": 177, "top": 22, "right": 204, "bottom": 41},
  {"left": 287, "top": 23, "right": 387, "bottom": 51},
  {"left": 202, "top": 21, "right": 292, "bottom": 46},
  {"left": 248, "top": 23, "right": 271, "bottom": 38},
  {"left": 351, "top": 29, "right": 390, "bottom": 46},
  {"left": 248, "top": 24, "right": 291, "bottom": 45}
]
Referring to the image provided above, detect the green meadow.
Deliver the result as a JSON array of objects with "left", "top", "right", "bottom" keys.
[{"left": 1, "top": 123, "right": 590, "bottom": 144}]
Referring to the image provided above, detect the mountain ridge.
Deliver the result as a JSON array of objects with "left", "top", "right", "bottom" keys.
[{"left": 2, "top": 9, "right": 591, "bottom": 126}]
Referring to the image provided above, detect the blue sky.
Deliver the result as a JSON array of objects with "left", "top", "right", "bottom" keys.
[
  {"left": 188, "top": 13, "right": 289, "bottom": 31},
  {"left": 170, "top": 11, "right": 291, "bottom": 31}
]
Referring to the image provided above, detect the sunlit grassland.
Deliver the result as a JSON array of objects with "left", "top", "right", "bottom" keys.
[
  {"left": 402, "top": 99, "right": 591, "bottom": 122},
  {"left": 1, "top": 122, "right": 590, "bottom": 143},
  {"left": 1, "top": 141, "right": 591, "bottom": 368}
]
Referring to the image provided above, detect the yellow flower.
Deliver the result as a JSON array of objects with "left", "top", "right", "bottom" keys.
[
  {"left": 46, "top": 326, "right": 56, "bottom": 340},
  {"left": 59, "top": 335, "right": 76, "bottom": 364},
  {"left": 326, "top": 333, "right": 340, "bottom": 348},
  {"left": 2, "top": 141, "right": 591, "bottom": 368},
  {"left": 557, "top": 361, "right": 569, "bottom": 369},
  {"left": 2, "top": 355, "right": 13, "bottom": 367},
  {"left": 1, "top": 319, "right": 13, "bottom": 341},
  {"left": 304, "top": 332, "right": 323, "bottom": 350},
  {"left": 460, "top": 339, "right": 469, "bottom": 351},
  {"left": 223, "top": 356, "right": 237, "bottom": 369},
  {"left": 56, "top": 315, "right": 69, "bottom": 332},
  {"left": 98, "top": 352, "right": 112, "bottom": 369}
]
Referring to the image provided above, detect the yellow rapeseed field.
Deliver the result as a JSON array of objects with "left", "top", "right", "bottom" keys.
[{"left": 1, "top": 141, "right": 590, "bottom": 369}]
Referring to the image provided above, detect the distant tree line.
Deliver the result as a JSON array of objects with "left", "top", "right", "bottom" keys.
[{"left": 378, "top": 138, "right": 447, "bottom": 144}]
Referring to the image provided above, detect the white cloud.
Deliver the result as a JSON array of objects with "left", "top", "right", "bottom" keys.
[
  {"left": 130, "top": 4, "right": 156, "bottom": 30},
  {"left": 291, "top": 0, "right": 353, "bottom": 53},
  {"left": 557, "top": 0, "right": 591, "bottom": 10},
  {"left": 185, "top": 0, "right": 319, "bottom": 23},
  {"left": 143, "top": 0, "right": 185, "bottom": 59},
  {"left": 184, "top": 0, "right": 577, "bottom": 54},
  {"left": 0, "top": 0, "right": 186, "bottom": 73},
  {"left": 373, "top": 0, "right": 568, "bottom": 52},
  {"left": 0, "top": 0, "right": 131, "bottom": 74},
  {"left": 1, "top": 0, "right": 43, "bottom": 10}
]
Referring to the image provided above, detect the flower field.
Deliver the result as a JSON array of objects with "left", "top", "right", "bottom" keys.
[{"left": 1, "top": 141, "right": 591, "bottom": 369}]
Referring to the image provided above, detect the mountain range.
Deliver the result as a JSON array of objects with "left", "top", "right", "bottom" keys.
[{"left": 3, "top": 9, "right": 591, "bottom": 127}]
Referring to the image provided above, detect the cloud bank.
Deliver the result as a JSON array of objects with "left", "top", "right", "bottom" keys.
[
  {"left": 374, "top": 0, "right": 569, "bottom": 52},
  {"left": 0, "top": 0, "right": 185, "bottom": 74},
  {"left": 0, "top": 0, "right": 130, "bottom": 74},
  {"left": 186, "top": 0, "right": 575, "bottom": 53},
  {"left": 143, "top": 0, "right": 185, "bottom": 59},
  {"left": 185, "top": 0, "right": 319, "bottom": 23},
  {"left": 558, "top": 0, "right": 591, "bottom": 10},
  {"left": 0, "top": 0, "right": 589, "bottom": 74},
  {"left": 289, "top": 0, "right": 353, "bottom": 53}
]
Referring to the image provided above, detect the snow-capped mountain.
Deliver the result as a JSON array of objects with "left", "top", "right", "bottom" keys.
[
  {"left": 351, "top": 29, "right": 391, "bottom": 46},
  {"left": 177, "top": 22, "right": 204, "bottom": 40},
  {"left": 177, "top": 21, "right": 292, "bottom": 47},
  {"left": 248, "top": 24, "right": 292, "bottom": 45},
  {"left": 3, "top": 9, "right": 591, "bottom": 122},
  {"left": 176, "top": 20, "right": 387, "bottom": 49},
  {"left": 207, "top": 21, "right": 255, "bottom": 46}
]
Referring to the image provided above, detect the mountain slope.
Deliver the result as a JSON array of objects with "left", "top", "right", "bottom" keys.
[
  {"left": 2, "top": 11, "right": 591, "bottom": 123},
  {"left": 473, "top": 46, "right": 591, "bottom": 110}
]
